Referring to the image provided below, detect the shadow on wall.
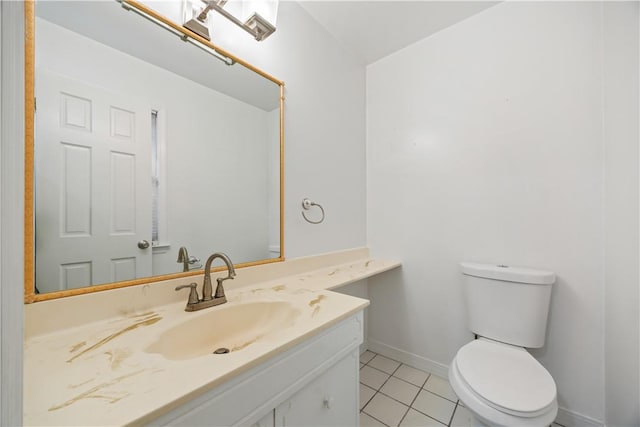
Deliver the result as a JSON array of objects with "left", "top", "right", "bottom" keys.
[{"left": 367, "top": 267, "right": 411, "bottom": 346}]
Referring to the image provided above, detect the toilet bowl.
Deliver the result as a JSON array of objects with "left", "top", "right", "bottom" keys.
[
  {"left": 449, "top": 338, "right": 557, "bottom": 427},
  {"left": 453, "top": 262, "right": 558, "bottom": 427}
]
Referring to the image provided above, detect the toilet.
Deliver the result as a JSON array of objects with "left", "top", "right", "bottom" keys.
[{"left": 449, "top": 262, "right": 558, "bottom": 427}]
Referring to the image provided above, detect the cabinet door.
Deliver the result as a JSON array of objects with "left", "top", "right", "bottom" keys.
[{"left": 275, "top": 352, "right": 358, "bottom": 427}]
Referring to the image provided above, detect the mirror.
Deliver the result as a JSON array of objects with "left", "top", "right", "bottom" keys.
[{"left": 25, "top": 0, "right": 284, "bottom": 302}]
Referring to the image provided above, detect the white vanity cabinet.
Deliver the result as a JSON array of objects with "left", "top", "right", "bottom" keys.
[{"left": 151, "top": 311, "right": 363, "bottom": 427}]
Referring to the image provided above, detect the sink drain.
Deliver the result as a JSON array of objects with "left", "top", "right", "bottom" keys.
[{"left": 213, "top": 347, "right": 230, "bottom": 354}]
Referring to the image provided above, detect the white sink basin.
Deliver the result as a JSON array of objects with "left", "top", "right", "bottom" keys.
[{"left": 146, "top": 301, "right": 301, "bottom": 360}]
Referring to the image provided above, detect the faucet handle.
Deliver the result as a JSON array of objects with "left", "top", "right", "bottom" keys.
[
  {"left": 214, "top": 276, "right": 233, "bottom": 299},
  {"left": 175, "top": 282, "right": 200, "bottom": 305}
]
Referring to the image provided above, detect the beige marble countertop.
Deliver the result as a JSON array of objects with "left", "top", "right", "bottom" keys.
[{"left": 24, "top": 250, "right": 401, "bottom": 426}]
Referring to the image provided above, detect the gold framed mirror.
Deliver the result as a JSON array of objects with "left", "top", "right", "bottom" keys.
[{"left": 24, "top": 0, "right": 285, "bottom": 303}]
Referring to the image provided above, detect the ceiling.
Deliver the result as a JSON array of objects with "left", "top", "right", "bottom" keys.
[
  {"left": 36, "top": 1, "right": 280, "bottom": 111},
  {"left": 297, "top": 1, "right": 499, "bottom": 65}
]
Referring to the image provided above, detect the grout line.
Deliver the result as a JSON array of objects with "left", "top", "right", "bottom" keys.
[
  {"left": 420, "top": 373, "right": 431, "bottom": 389},
  {"left": 361, "top": 409, "right": 391, "bottom": 427},
  {"left": 362, "top": 362, "right": 408, "bottom": 427},
  {"left": 368, "top": 352, "right": 405, "bottom": 365},
  {"left": 393, "top": 361, "right": 433, "bottom": 388},
  {"left": 397, "top": 405, "right": 411, "bottom": 427},
  {"left": 390, "top": 362, "right": 402, "bottom": 376},
  {"left": 421, "top": 381, "right": 458, "bottom": 404},
  {"left": 363, "top": 363, "right": 397, "bottom": 380},
  {"left": 397, "top": 367, "right": 429, "bottom": 427},
  {"left": 376, "top": 389, "right": 415, "bottom": 410},
  {"left": 362, "top": 354, "right": 458, "bottom": 427},
  {"left": 368, "top": 354, "right": 404, "bottom": 375},
  {"left": 361, "top": 350, "right": 379, "bottom": 366},
  {"left": 397, "top": 408, "right": 409, "bottom": 425},
  {"left": 359, "top": 383, "right": 377, "bottom": 411},
  {"left": 391, "top": 375, "right": 424, "bottom": 392},
  {"left": 409, "top": 405, "right": 448, "bottom": 426},
  {"left": 372, "top": 364, "right": 396, "bottom": 392},
  {"left": 380, "top": 365, "right": 411, "bottom": 427},
  {"left": 448, "top": 403, "right": 460, "bottom": 427},
  {"left": 423, "top": 390, "right": 458, "bottom": 405}
]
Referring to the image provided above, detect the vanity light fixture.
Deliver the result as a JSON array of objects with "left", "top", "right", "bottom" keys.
[
  {"left": 119, "top": 0, "right": 235, "bottom": 66},
  {"left": 183, "top": 0, "right": 278, "bottom": 42}
]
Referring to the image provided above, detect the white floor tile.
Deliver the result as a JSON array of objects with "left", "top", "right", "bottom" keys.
[
  {"left": 380, "top": 376, "right": 420, "bottom": 406},
  {"left": 363, "top": 393, "right": 409, "bottom": 427},
  {"left": 360, "top": 365, "right": 391, "bottom": 390},
  {"left": 412, "top": 390, "right": 457, "bottom": 425},
  {"left": 424, "top": 374, "right": 458, "bottom": 402},
  {"left": 400, "top": 408, "right": 446, "bottom": 427},
  {"left": 360, "top": 350, "right": 376, "bottom": 364},
  {"left": 394, "top": 364, "right": 431, "bottom": 387},
  {"left": 360, "top": 384, "right": 377, "bottom": 410},
  {"left": 369, "top": 354, "right": 402, "bottom": 374},
  {"left": 450, "top": 404, "right": 475, "bottom": 427},
  {"left": 360, "top": 412, "right": 387, "bottom": 427}
]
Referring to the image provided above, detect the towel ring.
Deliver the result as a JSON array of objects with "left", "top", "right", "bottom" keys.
[{"left": 301, "top": 198, "right": 325, "bottom": 224}]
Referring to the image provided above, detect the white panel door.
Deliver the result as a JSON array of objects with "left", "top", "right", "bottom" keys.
[{"left": 35, "top": 70, "right": 153, "bottom": 292}]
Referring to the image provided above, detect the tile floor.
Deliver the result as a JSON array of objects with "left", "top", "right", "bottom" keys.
[{"left": 359, "top": 350, "right": 565, "bottom": 427}]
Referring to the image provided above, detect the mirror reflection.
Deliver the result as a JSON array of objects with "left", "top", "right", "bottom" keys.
[{"left": 33, "top": 1, "right": 282, "bottom": 295}]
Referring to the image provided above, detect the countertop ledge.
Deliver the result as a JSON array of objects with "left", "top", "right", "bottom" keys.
[
  {"left": 24, "top": 251, "right": 401, "bottom": 426},
  {"left": 235, "top": 257, "right": 402, "bottom": 293}
]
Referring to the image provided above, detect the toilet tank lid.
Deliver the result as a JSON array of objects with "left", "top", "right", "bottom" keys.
[{"left": 460, "top": 262, "right": 555, "bottom": 285}]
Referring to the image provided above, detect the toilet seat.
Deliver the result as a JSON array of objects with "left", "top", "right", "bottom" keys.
[
  {"left": 449, "top": 338, "right": 558, "bottom": 427},
  {"left": 455, "top": 338, "right": 556, "bottom": 417}
]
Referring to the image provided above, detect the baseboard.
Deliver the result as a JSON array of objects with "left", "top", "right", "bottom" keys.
[
  {"left": 555, "top": 407, "right": 603, "bottom": 427},
  {"left": 359, "top": 338, "right": 369, "bottom": 356},
  {"left": 366, "top": 338, "right": 449, "bottom": 379},
  {"left": 364, "top": 339, "right": 604, "bottom": 427}
]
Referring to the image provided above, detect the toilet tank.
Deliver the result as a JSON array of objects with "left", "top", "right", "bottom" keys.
[{"left": 461, "top": 262, "right": 555, "bottom": 348}]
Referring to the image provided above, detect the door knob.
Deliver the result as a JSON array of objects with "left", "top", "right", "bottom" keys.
[{"left": 137, "top": 240, "right": 150, "bottom": 249}]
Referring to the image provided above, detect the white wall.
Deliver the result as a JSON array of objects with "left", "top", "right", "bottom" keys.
[
  {"left": 367, "top": 2, "right": 624, "bottom": 424},
  {"left": 212, "top": 1, "right": 368, "bottom": 258},
  {"left": 603, "top": 3, "right": 640, "bottom": 426},
  {"left": 0, "top": 1, "right": 25, "bottom": 424}
]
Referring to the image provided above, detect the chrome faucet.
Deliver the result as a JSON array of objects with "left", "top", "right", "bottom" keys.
[{"left": 175, "top": 252, "right": 236, "bottom": 311}]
